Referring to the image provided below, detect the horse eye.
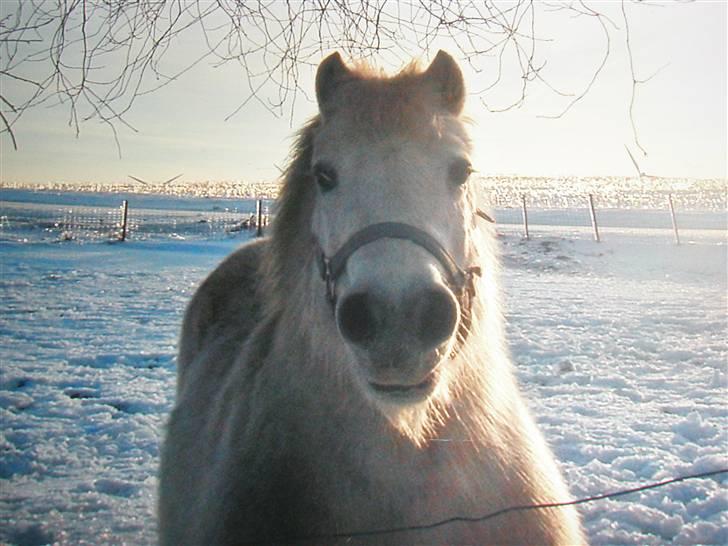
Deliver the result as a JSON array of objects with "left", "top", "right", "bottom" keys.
[
  {"left": 448, "top": 158, "right": 473, "bottom": 186},
  {"left": 312, "top": 162, "right": 338, "bottom": 192}
]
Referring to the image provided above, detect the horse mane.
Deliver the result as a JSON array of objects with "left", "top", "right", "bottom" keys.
[{"left": 259, "top": 117, "right": 320, "bottom": 317}]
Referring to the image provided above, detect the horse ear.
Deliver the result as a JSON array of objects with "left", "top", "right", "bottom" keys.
[
  {"left": 316, "top": 52, "right": 353, "bottom": 115},
  {"left": 422, "top": 50, "right": 465, "bottom": 115}
]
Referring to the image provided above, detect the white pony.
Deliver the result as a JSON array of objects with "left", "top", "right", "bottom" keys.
[{"left": 159, "top": 51, "right": 586, "bottom": 545}]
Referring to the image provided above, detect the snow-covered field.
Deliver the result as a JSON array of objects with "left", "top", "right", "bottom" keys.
[
  {"left": 501, "top": 232, "right": 727, "bottom": 545},
  {"left": 1, "top": 191, "right": 726, "bottom": 545}
]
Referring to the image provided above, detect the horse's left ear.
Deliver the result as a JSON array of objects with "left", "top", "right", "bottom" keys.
[
  {"left": 422, "top": 50, "right": 465, "bottom": 115},
  {"left": 316, "top": 52, "right": 354, "bottom": 117}
]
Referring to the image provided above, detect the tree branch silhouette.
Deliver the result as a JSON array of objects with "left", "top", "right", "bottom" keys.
[{"left": 0, "top": 0, "right": 687, "bottom": 151}]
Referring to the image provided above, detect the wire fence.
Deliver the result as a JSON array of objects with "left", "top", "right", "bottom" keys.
[
  {"left": 236, "top": 468, "right": 728, "bottom": 545},
  {"left": 0, "top": 187, "right": 724, "bottom": 244},
  {"left": 485, "top": 190, "right": 725, "bottom": 243},
  {"left": 122, "top": 201, "right": 271, "bottom": 241},
  {"left": 0, "top": 201, "right": 125, "bottom": 243},
  {"left": 0, "top": 199, "right": 272, "bottom": 243}
]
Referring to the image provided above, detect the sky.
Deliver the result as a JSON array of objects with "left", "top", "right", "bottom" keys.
[{"left": 1, "top": 1, "right": 726, "bottom": 186}]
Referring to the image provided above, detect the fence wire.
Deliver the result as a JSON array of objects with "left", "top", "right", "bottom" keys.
[
  {"left": 125, "top": 207, "right": 268, "bottom": 241},
  {"left": 238, "top": 468, "right": 728, "bottom": 545},
  {"left": 1, "top": 189, "right": 725, "bottom": 244},
  {"left": 0, "top": 201, "right": 125, "bottom": 242},
  {"left": 0, "top": 200, "right": 272, "bottom": 243},
  {"left": 481, "top": 188, "right": 725, "bottom": 241}
]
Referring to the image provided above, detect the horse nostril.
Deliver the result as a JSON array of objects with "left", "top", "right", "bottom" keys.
[
  {"left": 337, "top": 292, "right": 379, "bottom": 345},
  {"left": 416, "top": 288, "right": 459, "bottom": 349}
]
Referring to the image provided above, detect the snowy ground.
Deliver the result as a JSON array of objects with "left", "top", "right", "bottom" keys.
[
  {"left": 1, "top": 215, "right": 726, "bottom": 544},
  {"left": 500, "top": 230, "right": 727, "bottom": 545}
]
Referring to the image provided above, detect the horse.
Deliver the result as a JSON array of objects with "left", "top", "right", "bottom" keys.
[{"left": 158, "top": 51, "right": 586, "bottom": 545}]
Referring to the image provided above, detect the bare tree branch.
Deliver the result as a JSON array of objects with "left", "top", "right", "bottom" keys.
[
  {"left": 538, "top": 1, "right": 613, "bottom": 120},
  {"left": 622, "top": 0, "right": 646, "bottom": 156},
  {"left": 619, "top": 0, "right": 676, "bottom": 157},
  {"left": 0, "top": 0, "right": 683, "bottom": 152}
]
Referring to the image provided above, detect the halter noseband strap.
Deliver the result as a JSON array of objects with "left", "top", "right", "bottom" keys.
[
  {"left": 317, "top": 222, "right": 470, "bottom": 304},
  {"left": 316, "top": 222, "right": 481, "bottom": 353}
]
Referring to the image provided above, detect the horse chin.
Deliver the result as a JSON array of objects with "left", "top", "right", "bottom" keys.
[
  {"left": 362, "top": 363, "right": 450, "bottom": 444},
  {"left": 356, "top": 350, "right": 446, "bottom": 407},
  {"left": 367, "top": 370, "right": 438, "bottom": 404}
]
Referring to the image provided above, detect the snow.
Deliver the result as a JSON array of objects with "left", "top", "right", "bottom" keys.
[
  {"left": 1, "top": 238, "right": 227, "bottom": 545},
  {"left": 1, "top": 192, "right": 726, "bottom": 545},
  {"left": 499, "top": 233, "right": 727, "bottom": 545}
]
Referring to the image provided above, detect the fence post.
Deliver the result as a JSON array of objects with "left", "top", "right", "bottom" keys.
[
  {"left": 588, "top": 194, "right": 600, "bottom": 242},
  {"left": 521, "top": 194, "right": 530, "bottom": 240},
  {"left": 119, "top": 200, "right": 129, "bottom": 242},
  {"left": 668, "top": 193, "right": 680, "bottom": 245},
  {"left": 256, "top": 199, "right": 263, "bottom": 237}
]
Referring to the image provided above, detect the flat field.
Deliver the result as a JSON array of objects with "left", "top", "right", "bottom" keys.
[{"left": 1, "top": 191, "right": 726, "bottom": 545}]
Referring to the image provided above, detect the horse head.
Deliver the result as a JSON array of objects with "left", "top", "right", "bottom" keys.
[{"left": 309, "top": 51, "right": 481, "bottom": 418}]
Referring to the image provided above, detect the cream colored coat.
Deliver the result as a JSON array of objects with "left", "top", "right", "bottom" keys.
[{"left": 159, "top": 51, "right": 586, "bottom": 546}]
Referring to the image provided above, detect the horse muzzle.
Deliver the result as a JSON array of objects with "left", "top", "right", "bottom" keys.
[
  {"left": 336, "top": 283, "right": 458, "bottom": 393},
  {"left": 316, "top": 221, "right": 479, "bottom": 403},
  {"left": 333, "top": 267, "right": 460, "bottom": 404}
]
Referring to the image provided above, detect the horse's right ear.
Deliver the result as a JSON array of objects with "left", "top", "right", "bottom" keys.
[
  {"left": 422, "top": 50, "right": 465, "bottom": 115},
  {"left": 316, "top": 52, "right": 353, "bottom": 116}
]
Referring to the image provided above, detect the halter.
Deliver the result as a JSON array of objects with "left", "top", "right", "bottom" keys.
[{"left": 315, "top": 221, "right": 482, "bottom": 352}]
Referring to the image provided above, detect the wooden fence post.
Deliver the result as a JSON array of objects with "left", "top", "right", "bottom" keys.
[
  {"left": 119, "top": 200, "right": 129, "bottom": 242},
  {"left": 521, "top": 194, "right": 530, "bottom": 240},
  {"left": 668, "top": 193, "right": 680, "bottom": 245},
  {"left": 256, "top": 199, "right": 263, "bottom": 237},
  {"left": 588, "top": 194, "right": 600, "bottom": 242}
]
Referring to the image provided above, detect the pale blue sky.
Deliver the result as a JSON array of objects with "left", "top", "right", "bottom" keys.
[{"left": 1, "top": 1, "right": 726, "bottom": 185}]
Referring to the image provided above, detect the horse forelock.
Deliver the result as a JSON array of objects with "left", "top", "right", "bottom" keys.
[{"left": 328, "top": 73, "right": 460, "bottom": 141}]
